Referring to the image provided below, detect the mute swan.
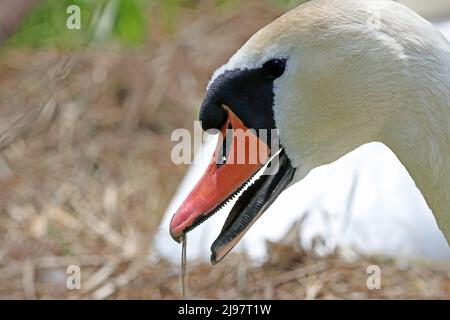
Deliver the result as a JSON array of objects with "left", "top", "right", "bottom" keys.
[{"left": 167, "top": 0, "right": 450, "bottom": 264}]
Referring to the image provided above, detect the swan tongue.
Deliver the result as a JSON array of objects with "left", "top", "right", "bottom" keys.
[
  {"left": 169, "top": 108, "right": 271, "bottom": 242},
  {"left": 210, "top": 150, "right": 295, "bottom": 264}
]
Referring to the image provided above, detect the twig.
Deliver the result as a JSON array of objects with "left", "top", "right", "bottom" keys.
[
  {"left": 91, "top": 261, "right": 145, "bottom": 300},
  {"left": 22, "top": 259, "right": 37, "bottom": 300},
  {"left": 221, "top": 261, "right": 329, "bottom": 299},
  {"left": 254, "top": 262, "right": 329, "bottom": 290},
  {"left": 82, "top": 260, "right": 120, "bottom": 293}
]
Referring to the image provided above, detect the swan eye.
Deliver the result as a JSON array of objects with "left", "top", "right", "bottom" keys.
[{"left": 263, "top": 59, "right": 287, "bottom": 79}]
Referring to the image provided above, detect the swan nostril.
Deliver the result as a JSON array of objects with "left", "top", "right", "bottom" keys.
[{"left": 217, "top": 122, "right": 233, "bottom": 167}]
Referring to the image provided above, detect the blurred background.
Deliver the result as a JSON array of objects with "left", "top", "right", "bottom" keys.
[{"left": 0, "top": 0, "right": 449, "bottom": 299}]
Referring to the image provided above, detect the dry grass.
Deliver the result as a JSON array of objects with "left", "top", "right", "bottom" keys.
[{"left": 0, "top": 1, "right": 449, "bottom": 300}]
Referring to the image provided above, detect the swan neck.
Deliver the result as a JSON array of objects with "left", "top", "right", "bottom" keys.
[{"left": 385, "top": 110, "right": 450, "bottom": 242}]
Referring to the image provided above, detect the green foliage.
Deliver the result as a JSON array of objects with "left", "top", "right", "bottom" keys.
[
  {"left": 7, "top": 0, "right": 306, "bottom": 48},
  {"left": 273, "top": 0, "right": 309, "bottom": 9},
  {"left": 8, "top": 0, "right": 94, "bottom": 48},
  {"left": 114, "top": 0, "right": 147, "bottom": 45},
  {"left": 8, "top": 0, "right": 148, "bottom": 49}
]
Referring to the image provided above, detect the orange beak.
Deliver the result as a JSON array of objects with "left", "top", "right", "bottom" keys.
[{"left": 169, "top": 108, "right": 271, "bottom": 242}]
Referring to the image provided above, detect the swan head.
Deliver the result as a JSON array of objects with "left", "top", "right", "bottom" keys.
[{"left": 169, "top": 0, "right": 450, "bottom": 263}]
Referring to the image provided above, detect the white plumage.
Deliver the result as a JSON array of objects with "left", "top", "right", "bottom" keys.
[{"left": 155, "top": 0, "right": 450, "bottom": 262}]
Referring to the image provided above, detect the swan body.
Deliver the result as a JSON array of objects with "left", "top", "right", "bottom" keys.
[{"left": 163, "top": 0, "right": 450, "bottom": 263}]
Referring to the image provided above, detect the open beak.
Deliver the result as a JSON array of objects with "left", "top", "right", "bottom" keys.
[{"left": 169, "top": 107, "right": 295, "bottom": 264}]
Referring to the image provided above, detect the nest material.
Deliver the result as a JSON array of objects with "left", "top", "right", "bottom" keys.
[{"left": 0, "top": 1, "right": 448, "bottom": 299}]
